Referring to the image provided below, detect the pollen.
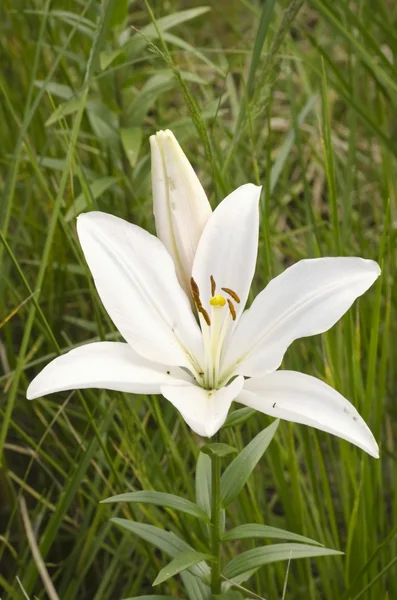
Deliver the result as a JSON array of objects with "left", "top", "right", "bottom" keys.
[{"left": 210, "top": 294, "right": 226, "bottom": 307}]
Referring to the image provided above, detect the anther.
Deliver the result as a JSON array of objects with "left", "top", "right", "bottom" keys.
[
  {"left": 210, "top": 275, "right": 216, "bottom": 296},
  {"left": 190, "top": 277, "right": 200, "bottom": 297},
  {"left": 198, "top": 306, "right": 211, "bottom": 326},
  {"left": 227, "top": 298, "right": 237, "bottom": 320},
  {"left": 222, "top": 287, "right": 241, "bottom": 303},
  {"left": 190, "top": 277, "right": 203, "bottom": 309}
]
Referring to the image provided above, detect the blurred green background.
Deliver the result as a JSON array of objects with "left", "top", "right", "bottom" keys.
[{"left": 0, "top": 0, "right": 396, "bottom": 598}]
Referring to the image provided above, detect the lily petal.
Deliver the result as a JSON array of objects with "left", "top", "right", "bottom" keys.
[
  {"left": 225, "top": 257, "right": 380, "bottom": 377},
  {"left": 192, "top": 183, "right": 261, "bottom": 320},
  {"left": 238, "top": 370, "right": 378, "bottom": 457},
  {"left": 150, "top": 130, "right": 212, "bottom": 294},
  {"left": 77, "top": 212, "right": 204, "bottom": 370},
  {"left": 161, "top": 376, "right": 244, "bottom": 437},
  {"left": 27, "top": 342, "right": 192, "bottom": 399}
]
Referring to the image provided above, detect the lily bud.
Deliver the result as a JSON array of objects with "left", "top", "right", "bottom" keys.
[{"left": 150, "top": 130, "right": 212, "bottom": 295}]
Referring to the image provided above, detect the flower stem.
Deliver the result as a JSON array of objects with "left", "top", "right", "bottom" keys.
[{"left": 210, "top": 451, "right": 222, "bottom": 595}]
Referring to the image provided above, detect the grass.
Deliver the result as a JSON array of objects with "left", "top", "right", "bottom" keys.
[{"left": 0, "top": 0, "right": 396, "bottom": 598}]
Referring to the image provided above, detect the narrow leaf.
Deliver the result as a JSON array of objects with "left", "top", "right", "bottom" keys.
[
  {"left": 222, "top": 407, "right": 255, "bottom": 428},
  {"left": 123, "top": 7, "right": 211, "bottom": 58},
  {"left": 102, "top": 491, "right": 209, "bottom": 522},
  {"left": 120, "top": 127, "right": 142, "bottom": 168},
  {"left": 45, "top": 95, "right": 81, "bottom": 126},
  {"left": 181, "top": 571, "right": 211, "bottom": 600},
  {"left": 195, "top": 452, "right": 211, "bottom": 517},
  {"left": 65, "top": 176, "right": 118, "bottom": 222},
  {"left": 123, "top": 597, "right": 178, "bottom": 600},
  {"left": 201, "top": 443, "right": 237, "bottom": 458},
  {"left": 222, "top": 524, "right": 323, "bottom": 546},
  {"left": 111, "top": 520, "right": 211, "bottom": 581},
  {"left": 153, "top": 551, "right": 214, "bottom": 586},
  {"left": 223, "top": 543, "right": 343, "bottom": 579},
  {"left": 220, "top": 420, "right": 279, "bottom": 507}
]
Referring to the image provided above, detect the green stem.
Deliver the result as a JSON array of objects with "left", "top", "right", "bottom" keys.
[{"left": 210, "top": 452, "right": 222, "bottom": 596}]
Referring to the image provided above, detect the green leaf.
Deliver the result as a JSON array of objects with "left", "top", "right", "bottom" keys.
[
  {"left": 222, "top": 524, "right": 323, "bottom": 546},
  {"left": 153, "top": 551, "right": 214, "bottom": 586},
  {"left": 122, "top": 597, "right": 178, "bottom": 600},
  {"left": 100, "top": 48, "right": 125, "bottom": 70},
  {"left": 65, "top": 176, "right": 118, "bottom": 222},
  {"left": 111, "top": 520, "right": 211, "bottom": 582},
  {"left": 123, "top": 7, "right": 211, "bottom": 58},
  {"left": 223, "top": 543, "right": 343, "bottom": 579},
  {"left": 222, "top": 407, "right": 256, "bottom": 429},
  {"left": 45, "top": 95, "right": 82, "bottom": 126},
  {"left": 195, "top": 452, "right": 211, "bottom": 518},
  {"left": 109, "top": 0, "right": 128, "bottom": 28},
  {"left": 200, "top": 443, "right": 237, "bottom": 458},
  {"left": 214, "top": 593, "right": 244, "bottom": 600},
  {"left": 120, "top": 127, "right": 142, "bottom": 168},
  {"left": 181, "top": 571, "right": 211, "bottom": 600},
  {"left": 220, "top": 420, "right": 279, "bottom": 507},
  {"left": 101, "top": 491, "right": 210, "bottom": 522}
]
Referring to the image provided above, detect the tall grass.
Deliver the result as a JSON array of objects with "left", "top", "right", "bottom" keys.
[{"left": 0, "top": 0, "right": 395, "bottom": 598}]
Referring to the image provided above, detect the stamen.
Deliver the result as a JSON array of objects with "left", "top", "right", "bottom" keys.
[
  {"left": 209, "top": 294, "right": 226, "bottom": 307},
  {"left": 190, "top": 277, "right": 203, "bottom": 309},
  {"left": 198, "top": 306, "right": 211, "bottom": 326},
  {"left": 210, "top": 275, "right": 216, "bottom": 296},
  {"left": 227, "top": 298, "right": 237, "bottom": 320},
  {"left": 190, "top": 277, "right": 200, "bottom": 297},
  {"left": 222, "top": 287, "right": 241, "bottom": 304}
]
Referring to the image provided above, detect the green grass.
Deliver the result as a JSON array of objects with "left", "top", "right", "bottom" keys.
[{"left": 0, "top": 0, "right": 396, "bottom": 598}]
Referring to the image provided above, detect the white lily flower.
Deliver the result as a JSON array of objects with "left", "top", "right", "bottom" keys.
[
  {"left": 150, "top": 129, "right": 212, "bottom": 295},
  {"left": 27, "top": 184, "right": 380, "bottom": 457}
]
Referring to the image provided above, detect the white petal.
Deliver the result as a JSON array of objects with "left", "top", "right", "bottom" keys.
[
  {"left": 161, "top": 376, "right": 244, "bottom": 437},
  {"left": 238, "top": 370, "right": 378, "bottom": 457},
  {"left": 225, "top": 257, "right": 380, "bottom": 377},
  {"left": 77, "top": 211, "right": 204, "bottom": 370},
  {"left": 192, "top": 183, "right": 261, "bottom": 320},
  {"left": 27, "top": 342, "right": 192, "bottom": 399},
  {"left": 150, "top": 130, "right": 212, "bottom": 294}
]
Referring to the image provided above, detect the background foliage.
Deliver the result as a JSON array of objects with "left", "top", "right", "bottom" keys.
[{"left": 0, "top": 0, "right": 396, "bottom": 598}]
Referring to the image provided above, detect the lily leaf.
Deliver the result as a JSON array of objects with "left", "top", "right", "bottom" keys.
[
  {"left": 222, "top": 407, "right": 256, "bottom": 428},
  {"left": 222, "top": 523, "right": 323, "bottom": 546},
  {"left": 111, "top": 519, "right": 211, "bottom": 582},
  {"left": 102, "top": 491, "right": 209, "bottom": 522},
  {"left": 220, "top": 420, "right": 279, "bottom": 507},
  {"left": 195, "top": 452, "right": 212, "bottom": 517},
  {"left": 181, "top": 571, "right": 211, "bottom": 600},
  {"left": 153, "top": 551, "right": 215, "bottom": 586},
  {"left": 201, "top": 443, "right": 237, "bottom": 458},
  {"left": 223, "top": 543, "right": 343, "bottom": 579}
]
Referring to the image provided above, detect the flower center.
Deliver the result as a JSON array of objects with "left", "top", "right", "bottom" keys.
[{"left": 190, "top": 276, "right": 239, "bottom": 390}]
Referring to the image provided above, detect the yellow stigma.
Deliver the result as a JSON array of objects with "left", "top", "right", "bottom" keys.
[{"left": 209, "top": 294, "right": 226, "bottom": 307}]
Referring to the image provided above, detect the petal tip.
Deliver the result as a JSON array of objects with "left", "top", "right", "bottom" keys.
[{"left": 26, "top": 381, "right": 38, "bottom": 400}]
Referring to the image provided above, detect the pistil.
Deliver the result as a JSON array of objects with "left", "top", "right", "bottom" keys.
[{"left": 190, "top": 275, "right": 239, "bottom": 390}]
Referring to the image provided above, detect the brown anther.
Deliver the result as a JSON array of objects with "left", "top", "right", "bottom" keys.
[
  {"left": 222, "top": 287, "right": 241, "bottom": 304},
  {"left": 210, "top": 275, "right": 216, "bottom": 296},
  {"left": 190, "top": 276, "right": 203, "bottom": 309},
  {"left": 192, "top": 290, "right": 202, "bottom": 308},
  {"left": 190, "top": 277, "right": 200, "bottom": 296},
  {"left": 198, "top": 306, "right": 211, "bottom": 326},
  {"left": 227, "top": 298, "right": 237, "bottom": 321}
]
